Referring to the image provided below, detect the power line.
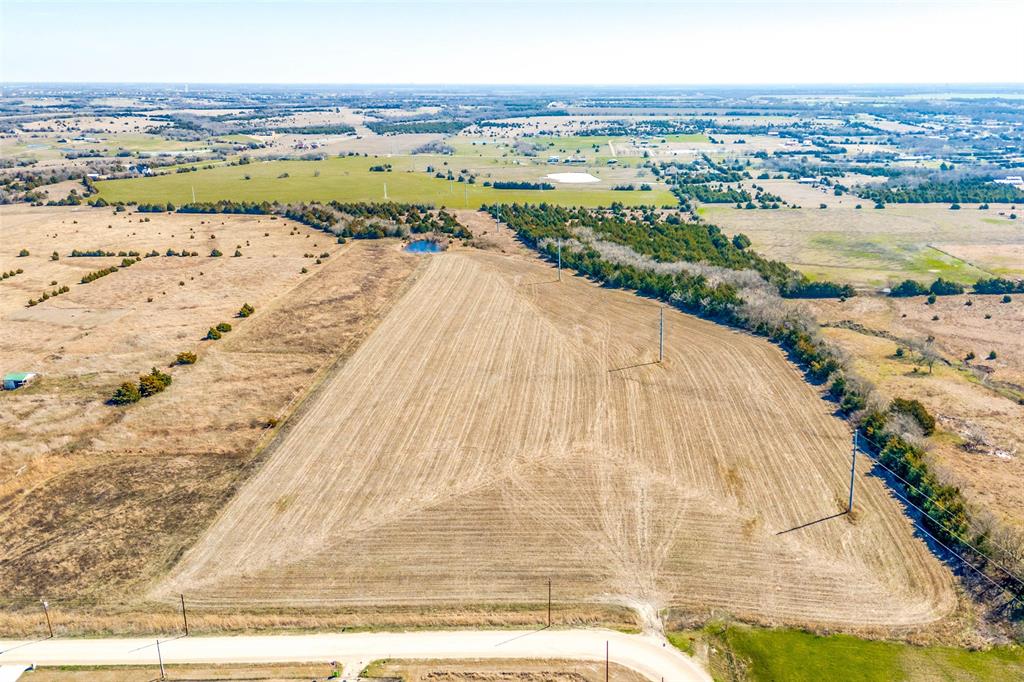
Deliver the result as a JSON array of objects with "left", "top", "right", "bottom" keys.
[
  {"left": 855, "top": 429, "right": 1023, "bottom": 569},
  {"left": 878, "top": 480, "right": 1023, "bottom": 607},
  {"left": 855, "top": 446, "right": 1024, "bottom": 592}
]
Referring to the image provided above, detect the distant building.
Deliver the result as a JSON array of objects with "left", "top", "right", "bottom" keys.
[
  {"left": 797, "top": 177, "right": 818, "bottom": 184},
  {"left": 547, "top": 155, "right": 560, "bottom": 164},
  {"left": 3, "top": 372, "right": 38, "bottom": 390}
]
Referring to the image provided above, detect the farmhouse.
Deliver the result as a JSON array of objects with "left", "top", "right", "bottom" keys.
[{"left": 3, "top": 372, "right": 38, "bottom": 390}]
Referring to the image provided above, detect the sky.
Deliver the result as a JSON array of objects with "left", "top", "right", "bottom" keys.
[{"left": 2, "top": 0, "right": 1023, "bottom": 85}]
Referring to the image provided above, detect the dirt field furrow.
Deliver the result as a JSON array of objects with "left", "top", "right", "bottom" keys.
[{"left": 155, "top": 240, "right": 955, "bottom": 628}]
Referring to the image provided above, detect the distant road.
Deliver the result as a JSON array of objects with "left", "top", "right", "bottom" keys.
[{"left": 0, "top": 628, "right": 709, "bottom": 682}]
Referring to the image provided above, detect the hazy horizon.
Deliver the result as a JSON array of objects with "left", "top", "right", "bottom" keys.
[{"left": 3, "top": 1, "right": 1022, "bottom": 85}]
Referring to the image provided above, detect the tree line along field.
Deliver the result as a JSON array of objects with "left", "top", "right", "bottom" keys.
[
  {"left": 93, "top": 154, "right": 677, "bottom": 209},
  {"left": 156, "top": 219, "right": 954, "bottom": 631}
]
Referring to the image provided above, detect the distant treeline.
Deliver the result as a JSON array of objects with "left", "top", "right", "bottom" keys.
[
  {"left": 491, "top": 181, "right": 554, "bottom": 191},
  {"left": 269, "top": 124, "right": 355, "bottom": 135},
  {"left": 366, "top": 120, "right": 468, "bottom": 135},
  {"left": 890, "top": 276, "right": 1024, "bottom": 297},
  {"left": 486, "top": 203, "right": 851, "bottom": 303},
  {"left": 857, "top": 179, "right": 1023, "bottom": 204}
]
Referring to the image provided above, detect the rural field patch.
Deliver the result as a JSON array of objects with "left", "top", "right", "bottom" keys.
[
  {"left": 158, "top": 234, "right": 954, "bottom": 629},
  {"left": 94, "top": 155, "right": 676, "bottom": 208},
  {"left": 0, "top": 205, "right": 421, "bottom": 600}
]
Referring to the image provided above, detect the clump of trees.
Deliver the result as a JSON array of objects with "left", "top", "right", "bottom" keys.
[
  {"left": 109, "top": 367, "right": 172, "bottom": 405},
  {"left": 27, "top": 284, "right": 70, "bottom": 307},
  {"left": 890, "top": 276, "right": 1023, "bottom": 297},
  {"left": 366, "top": 120, "right": 467, "bottom": 135},
  {"left": 974, "top": 277, "right": 1024, "bottom": 294},
  {"left": 238, "top": 302, "right": 255, "bottom": 317},
  {"left": 139, "top": 367, "right": 173, "bottom": 397},
  {"left": 137, "top": 202, "right": 175, "bottom": 212},
  {"left": 80, "top": 265, "right": 120, "bottom": 284},
  {"left": 491, "top": 181, "right": 554, "bottom": 190},
  {"left": 856, "top": 179, "right": 1023, "bottom": 204},
  {"left": 172, "top": 351, "right": 197, "bottom": 366},
  {"left": 890, "top": 397, "right": 936, "bottom": 435}
]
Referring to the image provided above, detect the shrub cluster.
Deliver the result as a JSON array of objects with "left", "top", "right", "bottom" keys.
[
  {"left": 80, "top": 265, "right": 119, "bottom": 284},
  {"left": 890, "top": 276, "right": 1022, "bottom": 297},
  {"left": 491, "top": 181, "right": 554, "bottom": 191},
  {"left": 27, "top": 284, "right": 70, "bottom": 307},
  {"left": 109, "top": 367, "right": 172, "bottom": 405}
]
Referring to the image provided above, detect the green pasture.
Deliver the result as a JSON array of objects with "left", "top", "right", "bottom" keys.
[
  {"left": 100, "top": 134, "right": 202, "bottom": 153},
  {"left": 700, "top": 204, "right": 1015, "bottom": 287},
  {"left": 95, "top": 154, "right": 677, "bottom": 208},
  {"left": 665, "top": 133, "right": 710, "bottom": 143},
  {"left": 675, "top": 625, "right": 1024, "bottom": 682}
]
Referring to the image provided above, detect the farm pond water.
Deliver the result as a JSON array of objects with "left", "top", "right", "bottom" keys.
[{"left": 405, "top": 240, "right": 444, "bottom": 253}]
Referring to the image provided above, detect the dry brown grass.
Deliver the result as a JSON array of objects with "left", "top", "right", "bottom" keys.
[
  {"left": 0, "top": 602, "right": 636, "bottom": 640},
  {"left": 367, "top": 659, "right": 646, "bottom": 682},
  {"left": 153, "top": 218, "right": 955, "bottom": 630},
  {"left": 0, "top": 205, "right": 421, "bottom": 603},
  {"left": 808, "top": 295, "right": 1024, "bottom": 530},
  {"left": 24, "top": 659, "right": 643, "bottom": 682}
]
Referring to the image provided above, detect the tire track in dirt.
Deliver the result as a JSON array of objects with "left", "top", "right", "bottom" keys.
[{"left": 155, "top": 246, "right": 956, "bottom": 628}]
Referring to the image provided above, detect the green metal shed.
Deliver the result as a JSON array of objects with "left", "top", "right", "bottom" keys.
[{"left": 3, "top": 372, "right": 38, "bottom": 390}]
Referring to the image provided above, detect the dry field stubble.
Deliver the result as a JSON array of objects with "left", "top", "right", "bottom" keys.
[
  {"left": 0, "top": 205, "right": 420, "bottom": 602},
  {"left": 157, "top": 217, "right": 955, "bottom": 631}
]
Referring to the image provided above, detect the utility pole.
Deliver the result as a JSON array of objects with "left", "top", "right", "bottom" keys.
[
  {"left": 41, "top": 599, "right": 53, "bottom": 638},
  {"left": 383, "top": 182, "right": 388, "bottom": 200},
  {"left": 180, "top": 593, "right": 189, "bottom": 636},
  {"left": 547, "top": 578, "right": 551, "bottom": 627},
  {"left": 557, "top": 239, "right": 562, "bottom": 281},
  {"left": 659, "top": 307, "right": 667, "bottom": 360},
  {"left": 848, "top": 431, "right": 858, "bottom": 513},
  {"left": 605, "top": 640, "right": 609, "bottom": 682},
  {"left": 156, "top": 639, "right": 166, "bottom": 680},
  {"left": 191, "top": 185, "right": 196, "bottom": 203}
]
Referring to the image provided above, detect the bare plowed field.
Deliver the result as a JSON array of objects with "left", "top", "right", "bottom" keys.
[{"left": 158, "top": 239, "right": 955, "bottom": 628}]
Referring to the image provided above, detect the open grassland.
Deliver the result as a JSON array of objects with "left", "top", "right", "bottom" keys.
[
  {"left": 0, "top": 205, "right": 422, "bottom": 602},
  {"left": 702, "top": 199, "right": 1024, "bottom": 288},
  {"left": 94, "top": 154, "right": 676, "bottom": 208},
  {"left": 675, "top": 624, "right": 1024, "bottom": 682},
  {"left": 157, "top": 219, "right": 954, "bottom": 631},
  {"left": 807, "top": 295, "right": 1024, "bottom": 530}
]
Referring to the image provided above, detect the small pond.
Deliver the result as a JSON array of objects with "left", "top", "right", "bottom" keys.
[{"left": 405, "top": 239, "right": 444, "bottom": 254}]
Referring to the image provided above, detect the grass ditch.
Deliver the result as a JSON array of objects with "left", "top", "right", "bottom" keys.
[{"left": 672, "top": 623, "right": 1024, "bottom": 682}]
